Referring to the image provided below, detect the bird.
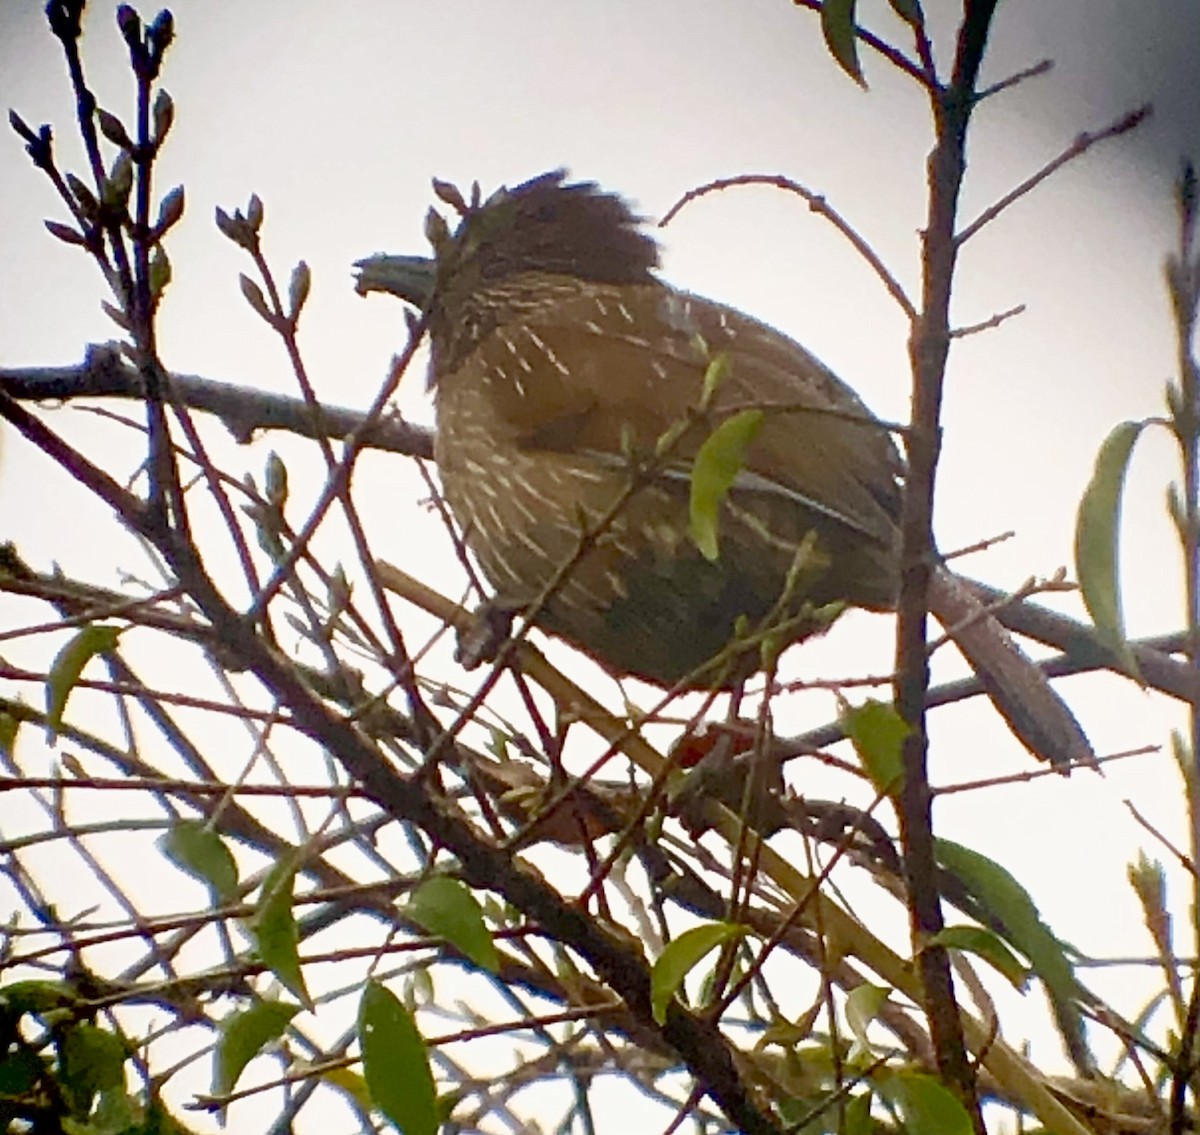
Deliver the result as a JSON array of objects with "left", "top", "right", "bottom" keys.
[{"left": 356, "top": 170, "right": 1093, "bottom": 770}]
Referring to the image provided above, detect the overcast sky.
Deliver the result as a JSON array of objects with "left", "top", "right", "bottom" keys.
[{"left": 3, "top": 0, "right": 1199, "bottom": 1098}]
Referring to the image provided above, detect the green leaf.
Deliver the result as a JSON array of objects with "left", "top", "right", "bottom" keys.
[
  {"left": 149, "top": 246, "right": 171, "bottom": 302},
  {"left": 689, "top": 409, "right": 764, "bottom": 561},
  {"left": 160, "top": 820, "right": 239, "bottom": 904},
  {"left": 320, "top": 1065, "right": 373, "bottom": 1113},
  {"left": 45, "top": 624, "right": 120, "bottom": 739},
  {"left": 359, "top": 980, "right": 438, "bottom": 1135},
  {"left": 91, "top": 1085, "right": 140, "bottom": 1133},
  {"left": 404, "top": 876, "right": 499, "bottom": 973},
  {"left": 0, "top": 979, "right": 79, "bottom": 1017},
  {"left": 820, "top": 0, "right": 866, "bottom": 87},
  {"left": 214, "top": 1000, "right": 299, "bottom": 1097},
  {"left": 940, "top": 830, "right": 1094, "bottom": 1060},
  {"left": 841, "top": 700, "right": 908, "bottom": 793},
  {"left": 887, "top": 0, "right": 923, "bottom": 27},
  {"left": 650, "top": 921, "right": 744, "bottom": 1024},
  {"left": 700, "top": 350, "right": 732, "bottom": 407},
  {"left": 252, "top": 856, "right": 312, "bottom": 1009},
  {"left": 754, "top": 1004, "right": 820, "bottom": 1051},
  {"left": 935, "top": 840, "right": 1078, "bottom": 1014},
  {"left": 0, "top": 710, "right": 18, "bottom": 758},
  {"left": 926, "top": 925, "right": 1029, "bottom": 989},
  {"left": 1074, "top": 420, "right": 1149, "bottom": 679},
  {"left": 876, "top": 1069, "right": 972, "bottom": 1135},
  {"left": 845, "top": 982, "right": 889, "bottom": 1055},
  {"left": 844, "top": 1090, "right": 875, "bottom": 1135},
  {"left": 1171, "top": 728, "right": 1192, "bottom": 780},
  {"left": 57, "top": 1022, "right": 127, "bottom": 1118}
]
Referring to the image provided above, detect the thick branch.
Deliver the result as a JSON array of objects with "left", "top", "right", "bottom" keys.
[
  {"left": 894, "top": 1, "right": 999, "bottom": 1122},
  {"left": 6, "top": 352, "right": 1196, "bottom": 705},
  {"left": 0, "top": 344, "right": 434, "bottom": 458}
]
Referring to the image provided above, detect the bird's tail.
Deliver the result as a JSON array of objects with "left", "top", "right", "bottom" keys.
[{"left": 927, "top": 568, "right": 1097, "bottom": 773}]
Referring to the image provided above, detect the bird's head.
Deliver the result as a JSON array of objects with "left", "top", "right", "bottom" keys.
[{"left": 355, "top": 171, "right": 660, "bottom": 358}]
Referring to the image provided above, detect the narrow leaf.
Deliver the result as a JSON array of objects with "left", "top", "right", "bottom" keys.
[
  {"left": 689, "top": 409, "right": 764, "bottom": 561},
  {"left": 0, "top": 711, "right": 18, "bottom": 758},
  {"left": 926, "top": 925, "right": 1029, "bottom": 989},
  {"left": 820, "top": 0, "right": 866, "bottom": 87},
  {"left": 841, "top": 699, "right": 908, "bottom": 793},
  {"left": 887, "top": 0, "right": 923, "bottom": 28},
  {"left": 252, "top": 857, "right": 312, "bottom": 1009},
  {"left": 359, "top": 981, "right": 438, "bottom": 1135},
  {"left": 650, "top": 921, "right": 744, "bottom": 1024},
  {"left": 700, "top": 350, "right": 732, "bottom": 407},
  {"left": 159, "top": 820, "right": 239, "bottom": 903},
  {"left": 214, "top": 1000, "right": 299, "bottom": 1097},
  {"left": 1074, "top": 419, "right": 1148, "bottom": 678},
  {"left": 46, "top": 624, "right": 120, "bottom": 739},
  {"left": 404, "top": 876, "right": 499, "bottom": 973},
  {"left": 935, "top": 839, "right": 1079, "bottom": 1023}
]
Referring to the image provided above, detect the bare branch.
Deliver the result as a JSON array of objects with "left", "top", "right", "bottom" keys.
[
  {"left": 661, "top": 173, "right": 916, "bottom": 321},
  {"left": 950, "top": 302, "right": 1026, "bottom": 338},
  {"left": 0, "top": 343, "right": 433, "bottom": 456},
  {"left": 957, "top": 107, "right": 1151, "bottom": 245},
  {"left": 977, "top": 57, "right": 1053, "bottom": 101}
]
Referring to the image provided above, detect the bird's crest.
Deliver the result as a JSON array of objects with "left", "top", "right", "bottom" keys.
[{"left": 427, "top": 170, "right": 660, "bottom": 288}]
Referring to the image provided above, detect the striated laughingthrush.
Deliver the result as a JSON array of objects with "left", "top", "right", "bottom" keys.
[{"left": 357, "top": 171, "right": 1092, "bottom": 770}]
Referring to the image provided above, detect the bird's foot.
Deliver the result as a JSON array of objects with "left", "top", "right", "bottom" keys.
[{"left": 455, "top": 600, "right": 520, "bottom": 670}]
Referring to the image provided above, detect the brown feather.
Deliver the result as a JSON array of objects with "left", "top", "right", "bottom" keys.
[{"left": 391, "top": 171, "right": 1095, "bottom": 766}]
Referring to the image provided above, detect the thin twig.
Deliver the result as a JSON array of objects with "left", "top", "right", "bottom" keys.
[
  {"left": 0, "top": 349, "right": 434, "bottom": 457},
  {"left": 661, "top": 173, "right": 916, "bottom": 321},
  {"left": 957, "top": 107, "right": 1151, "bottom": 245},
  {"left": 950, "top": 302, "right": 1025, "bottom": 338},
  {"left": 1127, "top": 800, "right": 1197, "bottom": 877},
  {"left": 933, "top": 746, "right": 1154, "bottom": 796},
  {"left": 976, "top": 57, "right": 1053, "bottom": 101}
]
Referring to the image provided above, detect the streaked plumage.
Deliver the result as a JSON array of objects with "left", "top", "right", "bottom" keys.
[
  {"left": 357, "top": 171, "right": 1094, "bottom": 767},
  {"left": 431, "top": 270, "right": 901, "bottom": 684}
]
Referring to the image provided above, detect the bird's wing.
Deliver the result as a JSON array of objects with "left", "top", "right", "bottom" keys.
[{"left": 472, "top": 281, "right": 901, "bottom": 548}]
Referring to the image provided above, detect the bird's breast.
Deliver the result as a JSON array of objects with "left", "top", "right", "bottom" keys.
[{"left": 432, "top": 359, "right": 886, "bottom": 686}]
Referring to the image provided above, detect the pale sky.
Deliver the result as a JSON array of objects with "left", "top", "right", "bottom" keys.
[{"left": 2, "top": 1, "right": 1199, "bottom": 1128}]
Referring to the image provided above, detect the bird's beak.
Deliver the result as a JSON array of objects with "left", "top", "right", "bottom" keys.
[{"left": 353, "top": 254, "right": 437, "bottom": 309}]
